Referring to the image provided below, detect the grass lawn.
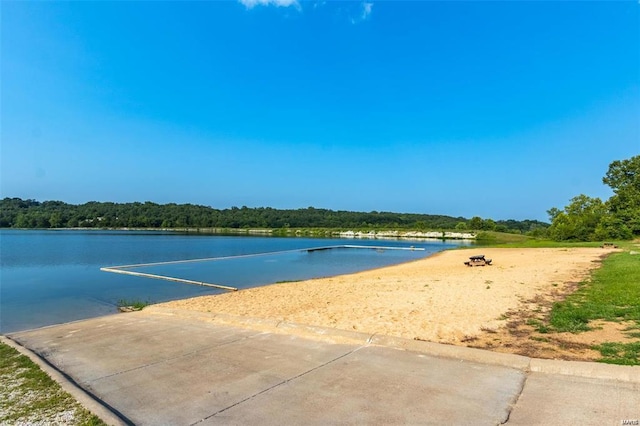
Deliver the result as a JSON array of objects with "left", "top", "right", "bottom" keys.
[
  {"left": 0, "top": 341, "right": 106, "bottom": 425},
  {"left": 548, "top": 245, "right": 640, "bottom": 365}
]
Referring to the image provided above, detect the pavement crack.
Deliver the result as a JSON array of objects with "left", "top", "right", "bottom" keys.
[
  {"left": 501, "top": 371, "right": 528, "bottom": 424},
  {"left": 191, "top": 345, "right": 365, "bottom": 425}
]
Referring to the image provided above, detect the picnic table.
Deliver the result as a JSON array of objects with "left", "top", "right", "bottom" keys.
[{"left": 464, "top": 255, "right": 492, "bottom": 267}]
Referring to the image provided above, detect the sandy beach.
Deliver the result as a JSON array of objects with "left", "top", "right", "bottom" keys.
[{"left": 157, "top": 247, "right": 613, "bottom": 347}]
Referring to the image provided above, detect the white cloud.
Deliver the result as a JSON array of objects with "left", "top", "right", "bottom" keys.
[
  {"left": 238, "top": 0, "right": 300, "bottom": 9},
  {"left": 237, "top": 0, "right": 372, "bottom": 24},
  {"left": 362, "top": 2, "right": 373, "bottom": 20},
  {"left": 351, "top": 2, "right": 373, "bottom": 24}
]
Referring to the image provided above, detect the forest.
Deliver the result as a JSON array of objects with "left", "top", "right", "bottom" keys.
[{"left": 0, "top": 198, "right": 547, "bottom": 235}]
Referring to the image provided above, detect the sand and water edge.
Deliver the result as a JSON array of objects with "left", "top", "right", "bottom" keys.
[{"left": 153, "top": 247, "right": 623, "bottom": 361}]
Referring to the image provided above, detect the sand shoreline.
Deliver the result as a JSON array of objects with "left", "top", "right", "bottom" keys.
[{"left": 157, "top": 247, "right": 613, "bottom": 346}]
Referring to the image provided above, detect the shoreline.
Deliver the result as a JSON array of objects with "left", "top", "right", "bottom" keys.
[
  {"left": 157, "top": 247, "right": 612, "bottom": 347},
  {"left": 1, "top": 227, "right": 478, "bottom": 240}
]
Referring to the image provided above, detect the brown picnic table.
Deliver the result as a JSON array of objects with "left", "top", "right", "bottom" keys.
[{"left": 464, "top": 255, "right": 492, "bottom": 267}]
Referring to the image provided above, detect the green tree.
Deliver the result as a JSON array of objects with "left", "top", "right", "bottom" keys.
[
  {"left": 595, "top": 215, "right": 632, "bottom": 240},
  {"left": 468, "top": 216, "right": 483, "bottom": 230},
  {"left": 481, "top": 218, "right": 496, "bottom": 231},
  {"left": 49, "top": 213, "right": 62, "bottom": 228},
  {"left": 455, "top": 222, "right": 467, "bottom": 230},
  {"left": 15, "top": 213, "right": 34, "bottom": 228},
  {"left": 602, "top": 155, "right": 640, "bottom": 237},
  {"left": 0, "top": 197, "right": 544, "bottom": 233},
  {"left": 547, "top": 195, "right": 605, "bottom": 241},
  {"left": 494, "top": 224, "right": 508, "bottom": 232}
]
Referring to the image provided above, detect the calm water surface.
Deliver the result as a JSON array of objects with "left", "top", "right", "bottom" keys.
[{"left": 0, "top": 230, "right": 466, "bottom": 333}]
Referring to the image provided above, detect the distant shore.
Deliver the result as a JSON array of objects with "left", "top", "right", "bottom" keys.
[
  {"left": 2, "top": 227, "right": 478, "bottom": 240},
  {"left": 156, "top": 247, "right": 610, "bottom": 351}
]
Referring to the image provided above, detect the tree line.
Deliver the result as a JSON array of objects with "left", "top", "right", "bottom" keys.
[
  {"left": 547, "top": 155, "right": 639, "bottom": 241},
  {"left": 5, "top": 153, "right": 635, "bottom": 241},
  {"left": 0, "top": 198, "right": 547, "bottom": 234}
]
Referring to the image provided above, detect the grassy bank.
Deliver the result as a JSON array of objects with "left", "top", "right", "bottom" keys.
[
  {"left": 0, "top": 341, "right": 106, "bottom": 425},
  {"left": 550, "top": 249, "right": 640, "bottom": 332},
  {"left": 548, "top": 245, "right": 640, "bottom": 365},
  {"left": 474, "top": 231, "right": 623, "bottom": 247}
]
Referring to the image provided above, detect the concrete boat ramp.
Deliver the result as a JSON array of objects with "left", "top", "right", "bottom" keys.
[{"left": 5, "top": 308, "right": 640, "bottom": 425}]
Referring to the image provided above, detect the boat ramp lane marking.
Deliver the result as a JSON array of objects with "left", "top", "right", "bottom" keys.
[{"left": 99, "top": 267, "right": 238, "bottom": 291}]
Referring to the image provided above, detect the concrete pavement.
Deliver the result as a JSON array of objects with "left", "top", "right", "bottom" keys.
[{"left": 6, "top": 308, "right": 640, "bottom": 425}]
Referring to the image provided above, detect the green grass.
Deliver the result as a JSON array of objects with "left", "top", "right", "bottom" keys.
[
  {"left": 117, "top": 298, "right": 150, "bottom": 310},
  {"left": 526, "top": 318, "right": 551, "bottom": 334},
  {"left": 542, "top": 245, "right": 640, "bottom": 365},
  {"left": 594, "top": 342, "right": 640, "bottom": 365},
  {"left": 530, "top": 336, "right": 550, "bottom": 343},
  {"left": 490, "top": 238, "right": 608, "bottom": 249},
  {"left": 474, "top": 231, "right": 532, "bottom": 244},
  {"left": 549, "top": 249, "right": 640, "bottom": 331},
  {"left": 473, "top": 233, "right": 628, "bottom": 247},
  {"left": 0, "top": 341, "right": 106, "bottom": 425}
]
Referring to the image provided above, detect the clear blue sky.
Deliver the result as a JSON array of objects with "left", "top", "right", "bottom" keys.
[{"left": 2, "top": 1, "right": 638, "bottom": 221}]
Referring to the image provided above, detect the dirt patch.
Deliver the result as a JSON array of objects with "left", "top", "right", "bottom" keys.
[{"left": 470, "top": 280, "right": 639, "bottom": 361}]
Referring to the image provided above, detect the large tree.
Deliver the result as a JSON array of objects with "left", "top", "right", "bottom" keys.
[
  {"left": 547, "top": 195, "right": 606, "bottom": 241},
  {"left": 600, "top": 155, "right": 640, "bottom": 238}
]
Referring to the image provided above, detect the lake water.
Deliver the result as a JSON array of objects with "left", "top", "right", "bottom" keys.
[{"left": 0, "top": 230, "right": 467, "bottom": 333}]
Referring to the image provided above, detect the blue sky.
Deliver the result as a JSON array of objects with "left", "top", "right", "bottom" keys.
[{"left": 2, "top": 1, "right": 638, "bottom": 221}]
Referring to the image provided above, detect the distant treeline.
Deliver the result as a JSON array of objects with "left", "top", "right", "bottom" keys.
[{"left": 0, "top": 198, "right": 548, "bottom": 234}]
